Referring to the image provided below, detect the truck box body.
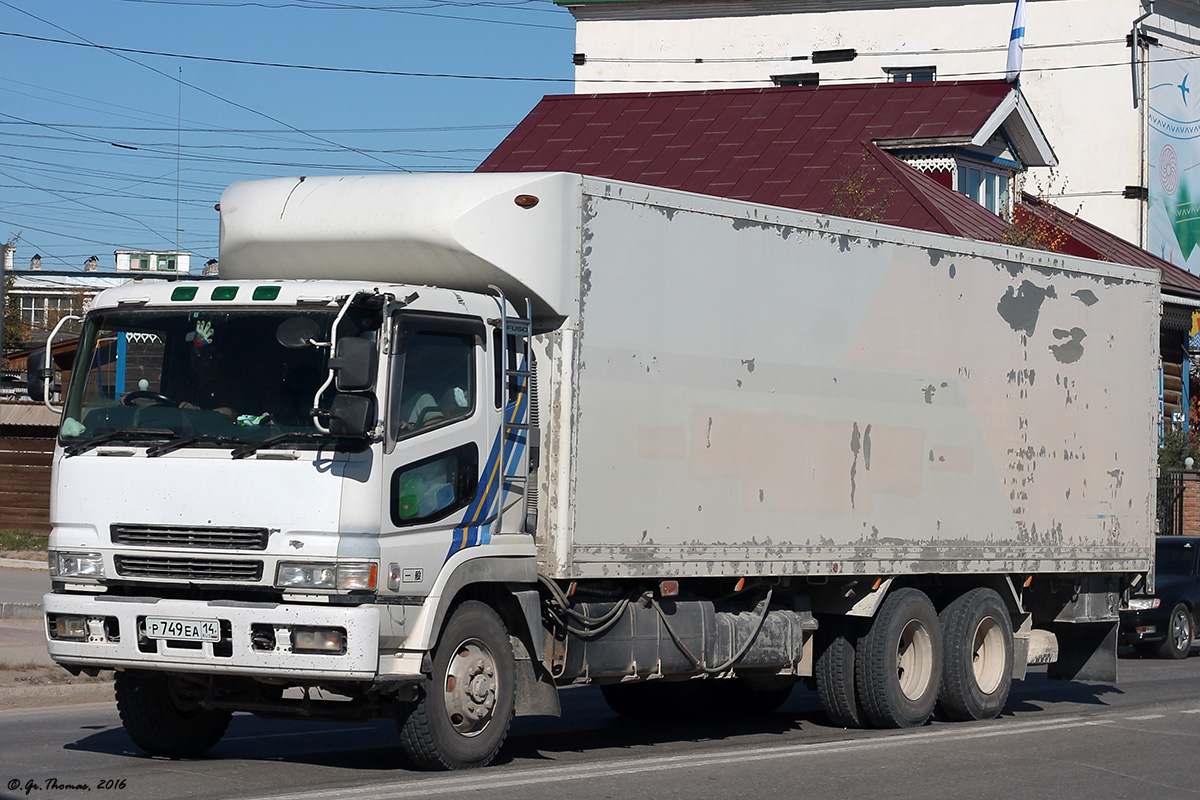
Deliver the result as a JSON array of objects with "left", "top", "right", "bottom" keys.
[{"left": 221, "top": 173, "right": 1159, "bottom": 581}]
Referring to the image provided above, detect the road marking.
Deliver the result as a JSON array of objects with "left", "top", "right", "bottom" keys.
[
  {"left": 243, "top": 716, "right": 1115, "bottom": 800},
  {"left": 1181, "top": 708, "right": 1200, "bottom": 714},
  {"left": 1124, "top": 714, "right": 1165, "bottom": 720},
  {"left": 224, "top": 725, "right": 372, "bottom": 743}
]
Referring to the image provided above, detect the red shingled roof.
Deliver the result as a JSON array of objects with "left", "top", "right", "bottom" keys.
[
  {"left": 481, "top": 81, "right": 1189, "bottom": 293},
  {"left": 480, "top": 81, "right": 1018, "bottom": 240},
  {"left": 1017, "top": 194, "right": 1200, "bottom": 299}
]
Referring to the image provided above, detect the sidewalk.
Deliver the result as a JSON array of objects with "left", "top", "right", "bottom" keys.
[{"left": 0, "top": 557, "right": 114, "bottom": 710}]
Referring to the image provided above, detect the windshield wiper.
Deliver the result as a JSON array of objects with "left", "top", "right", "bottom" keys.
[
  {"left": 231, "top": 432, "right": 338, "bottom": 460},
  {"left": 63, "top": 428, "right": 175, "bottom": 457},
  {"left": 146, "top": 433, "right": 250, "bottom": 458}
]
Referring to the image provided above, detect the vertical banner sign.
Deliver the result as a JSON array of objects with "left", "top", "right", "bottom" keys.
[{"left": 1149, "top": 46, "right": 1200, "bottom": 275}]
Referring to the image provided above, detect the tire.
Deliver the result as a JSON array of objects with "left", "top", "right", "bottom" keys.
[
  {"left": 814, "top": 616, "right": 865, "bottom": 728},
  {"left": 936, "top": 588, "right": 1014, "bottom": 721},
  {"left": 1158, "top": 603, "right": 1194, "bottom": 660},
  {"left": 114, "top": 671, "right": 232, "bottom": 758},
  {"left": 855, "top": 588, "right": 942, "bottom": 729},
  {"left": 398, "top": 601, "right": 516, "bottom": 770}
]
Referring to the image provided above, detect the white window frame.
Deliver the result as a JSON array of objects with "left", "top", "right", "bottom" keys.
[
  {"left": 884, "top": 66, "right": 936, "bottom": 83},
  {"left": 955, "top": 160, "right": 1013, "bottom": 216}
]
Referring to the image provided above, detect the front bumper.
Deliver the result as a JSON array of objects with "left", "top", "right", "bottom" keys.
[
  {"left": 43, "top": 592, "right": 381, "bottom": 681},
  {"left": 1118, "top": 609, "right": 1168, "bottom": 645}
]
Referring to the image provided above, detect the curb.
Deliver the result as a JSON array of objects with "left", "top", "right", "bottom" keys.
[
  {"left": 0, "top": 603, "right": 41, "bottom": 620},
  {"left": 0, "top": 558, "right": 44, "bottom": 571}
]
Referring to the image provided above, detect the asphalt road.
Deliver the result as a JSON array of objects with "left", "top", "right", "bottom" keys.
[
  {"left": 3, "top": 651, "right": 1200, "bottom": 800},
  {"left": 0, "top": 566, "right": 49, "bottom": 607}
]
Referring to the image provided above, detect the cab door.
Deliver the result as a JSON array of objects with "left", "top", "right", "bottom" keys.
[{"left": 377, "top": 312, "right": 492, "bottom": 599}]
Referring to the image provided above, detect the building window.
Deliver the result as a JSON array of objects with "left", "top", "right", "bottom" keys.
[
  {"left": 957, "top": 164, "right": 1011, "bottom": 215},
  {"left": 131, "top": 255, "right": 150, "bottom": 270},
  {"left": 18, "top": 296, "right": 44, "bottom": 327},
  {"left": 772, "top": 73, "right": 819, "bottom": 88},
  {"left": 156, "top": 254, "right": 177, "bottom": 271},
  {"left": 885, "top": 66, "right": 936, "bottom": 82}
]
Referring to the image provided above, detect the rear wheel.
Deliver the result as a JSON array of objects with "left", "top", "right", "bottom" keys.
[
  {"left": 398, "top": 601, "right": 516, "bottom": 770},
  {"left": 855, "top": 588, "right": 942, "bottom": 728},
  {"left": 936, "top": 588, "right": 1013, "bottom": 721},
  {"left": 814, "top": 616, "right": 864, "bottom": 728},
  {"left": 1158, "top": 603, "right": 1194, "bottom": 660},
  {"left": 114, "top": 671, "right": 232, "bottom": 758}
]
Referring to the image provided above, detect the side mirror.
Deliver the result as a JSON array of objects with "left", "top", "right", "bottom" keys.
[
  {"left": 329, "top": 393, "right": 376, "bottom": 438},
  {"left": 328, "top": 337, "right": 378, "bottom": 392},
  {"left": 26, "top": 347, "right": 52, "bottom": 403}
]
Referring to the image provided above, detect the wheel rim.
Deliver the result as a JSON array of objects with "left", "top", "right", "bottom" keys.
[
  {"left": 896, "top": 619, "right": 934, "bottom": 701},
  {"left": 1172, "top": 610, "right": 1192, "bottom": 653},
  {"left": 970, "top": 616, "right": 1006, "bottom": 695},
  {"left": 442, "top": 638, "right": 499, "bottom": 737}
]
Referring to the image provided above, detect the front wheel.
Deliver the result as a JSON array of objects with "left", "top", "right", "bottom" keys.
[
  {"left": 398, "top": 601, "right": 516, "bottom": 770},
  {"left": 114, "top": 671, "right": 232, "bottom": 758},
  {"left": 1158, "top": 603, "right": 1194, "bottom": 660}
]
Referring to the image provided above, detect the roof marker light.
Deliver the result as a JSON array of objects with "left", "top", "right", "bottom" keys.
[
  {"left": 211, "top": 286, "right": 238, "bottom": 301},
  {"left": 514, "top": 194, "right": 540, "bottom": 208},
  {"left": 253, "top": 286, "right": 281, "bottom": 301},
  {"left": 171, "top": 286, "right": 198, "bottom": 301}
]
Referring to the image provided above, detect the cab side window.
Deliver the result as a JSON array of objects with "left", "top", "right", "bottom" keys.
[{"left": 389, "top": 324, "right": 476, "bottom": 441}]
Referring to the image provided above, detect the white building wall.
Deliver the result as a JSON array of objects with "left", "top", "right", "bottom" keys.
[{"left": 567, "top": 0, "right": 1200, "bottom": 250}]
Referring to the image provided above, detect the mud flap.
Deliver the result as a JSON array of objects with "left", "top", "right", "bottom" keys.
[{"left": 1046, "top": 621, "right": 1117, "bottom": 683}]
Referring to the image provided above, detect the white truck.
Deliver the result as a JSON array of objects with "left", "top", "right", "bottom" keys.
[{"left": 30, "top": 172, "right": 1158, "bottom": 769}]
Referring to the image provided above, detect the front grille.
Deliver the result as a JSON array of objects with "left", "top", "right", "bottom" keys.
[
  {"left": 111, "top": 524, "right": 269, "bottom": 551},
  {"left": 114, "top": 555, "right": 264, "bottom": 582}
]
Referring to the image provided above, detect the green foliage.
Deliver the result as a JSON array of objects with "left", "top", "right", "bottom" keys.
[
  {"left": 2, "top": 270, "right": 26, "bottom": 353},
  {"left": 1159, "top": 425, "right": 1200, "bottom": 470},
  {"left": 2, "top": 236, "right": 28, "bottom": 367}
]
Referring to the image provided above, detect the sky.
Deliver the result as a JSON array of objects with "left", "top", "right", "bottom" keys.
[{"left": 0, "top": 0, "right": 577, "bottom": 271}]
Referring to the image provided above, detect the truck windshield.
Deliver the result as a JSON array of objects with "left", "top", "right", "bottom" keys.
[{"left": 60, "top": 306, "right": 345, "bottom": 449}]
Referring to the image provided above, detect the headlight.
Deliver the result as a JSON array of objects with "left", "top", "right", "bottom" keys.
[
  {"left": 276, "top": 562, "right": 377, "bottom": 591},
  {"left": 1127, "top": 597, "right": 1161, "bottom": 611},
  {"left": 49, "top": 550, "right": 104, "bottom": 580}
]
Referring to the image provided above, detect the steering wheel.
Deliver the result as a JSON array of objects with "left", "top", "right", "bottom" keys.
[
  {"left": 121, "top": 390, "right": 180, "bottom": 407},
  {"left": 415, "top": 406, "right": 446, "bottom": 427}
]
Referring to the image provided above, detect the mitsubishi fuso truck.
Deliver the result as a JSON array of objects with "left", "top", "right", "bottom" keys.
[{"left": 28, "top": 172, "right": 1158, "bottom": 769}]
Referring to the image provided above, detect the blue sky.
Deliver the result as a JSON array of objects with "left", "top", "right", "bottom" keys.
[{"left": 0, "top": 0, "right": 576, "bottom": 269}]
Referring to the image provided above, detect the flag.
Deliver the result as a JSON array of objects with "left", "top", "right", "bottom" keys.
[{"left": 1006, "top": 0, "right": 1026, "bottom": 83}]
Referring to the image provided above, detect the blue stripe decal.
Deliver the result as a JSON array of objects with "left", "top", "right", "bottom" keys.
[{"left": 445, "top": 356, "right": 528, "bottom": 561}]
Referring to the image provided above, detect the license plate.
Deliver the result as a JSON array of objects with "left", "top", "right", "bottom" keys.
[{"left": 145, "top": 616, "right": 221, "bottom": 642}]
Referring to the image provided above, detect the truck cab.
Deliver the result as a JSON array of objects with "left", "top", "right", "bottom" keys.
[{"left": 36, "top": 277, "right": 542, "bottom": 766}]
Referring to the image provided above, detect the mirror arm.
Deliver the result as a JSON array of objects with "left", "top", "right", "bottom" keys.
[
  {"left": 40, "top": 314, "right": 81, "bottom": 413},
  {"left": 310, "top": 294, "right": 356, "bottom": 434}
]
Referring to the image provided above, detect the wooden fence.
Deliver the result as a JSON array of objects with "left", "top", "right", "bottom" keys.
[{"left": 0, "top": 431, "right": 53, "bottom": 534}]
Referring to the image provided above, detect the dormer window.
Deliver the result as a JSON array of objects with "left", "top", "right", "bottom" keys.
[{"left": 956, "top": 161, "right": 1014, "bottom": 215}]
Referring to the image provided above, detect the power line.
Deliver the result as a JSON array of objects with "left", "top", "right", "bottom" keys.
[
  {"left": 0, "top": 29, "right": 576, "bottom": 83},
  {"left": 0, "top": 27, "right": 1178, "bottom": 87},
  {"left": 0, "top": 4, "right": 412, "bottom": 172},
  {"left": 107, "top": 0, "right": 575, "bottom": 31}
]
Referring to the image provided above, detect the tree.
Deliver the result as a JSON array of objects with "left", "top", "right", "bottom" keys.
[
  {"left": 1004, "top": 170, "right": 1080, "bottom": 254},
  {"left": 1, "top": 236, "right": 27, "bottom": 369}
]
